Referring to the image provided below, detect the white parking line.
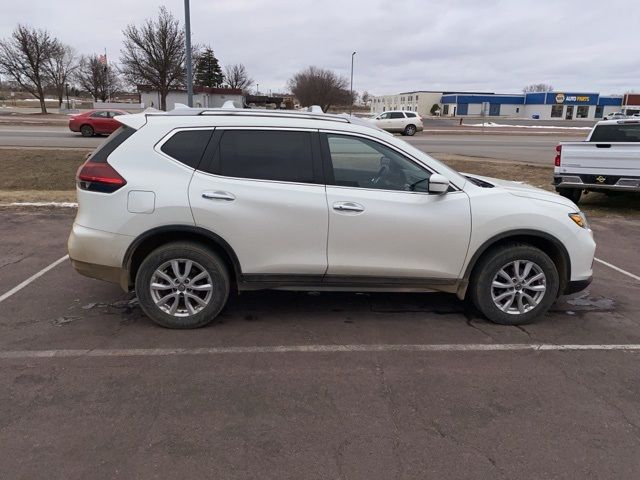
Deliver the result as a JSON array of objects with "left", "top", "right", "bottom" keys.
[
  {"left": 1, "top": 343, "right": 640, "bottom": 359},
  {"left": 595, "top": 257, "right": 640, "bottom": 282},
  {"left": 0, "top": 254, "right": 69, "bottom": 304}
]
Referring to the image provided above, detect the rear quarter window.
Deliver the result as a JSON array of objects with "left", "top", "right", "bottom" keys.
[
  {"left": 160, "top": 129, "right": 214, "bottom": 168},
  {"left": 590, "top": 124, "right": 640, "bottom": 142},
  {"left": 88, "top": 126, "right": 136, "bottom": 163}
]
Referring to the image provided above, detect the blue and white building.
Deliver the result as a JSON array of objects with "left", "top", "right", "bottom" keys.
[{"left": 440, "top": 91, "right": 623, "bottom": 120}]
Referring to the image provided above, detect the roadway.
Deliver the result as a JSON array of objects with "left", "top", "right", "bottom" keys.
[{"left": 0, "top": 125, "right": 587, "bottom": 164}]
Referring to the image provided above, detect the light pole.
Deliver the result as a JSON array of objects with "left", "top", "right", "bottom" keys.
[
  {"left": 256, "top": 83, "right": 259, "bottom": 95},
  {"left": 65, "top": 83, "right": 70, "bottom": 110},
  {"left": 184, "top": 0, "right": 193, "bottom": 107},
  {"left": 350, "top": 51, "right": 356, "bottom": 116}
]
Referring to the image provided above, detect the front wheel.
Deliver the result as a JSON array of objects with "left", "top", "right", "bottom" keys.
[
  {"left": 403, "top": 124, "right": 417, "bottom": 136},
  {"left": 557, "top": 188, "right": 582, "bottom": 204},
  {"left": 135, "top": 242, "right": 230, "bottom": 329},
  {"left": 469, "top": 244, "right": 559, "bottom": 325}
]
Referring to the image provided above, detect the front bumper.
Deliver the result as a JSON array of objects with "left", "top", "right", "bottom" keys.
[{"left": 564, "top": 276, "right": 593, "bottom": 295}]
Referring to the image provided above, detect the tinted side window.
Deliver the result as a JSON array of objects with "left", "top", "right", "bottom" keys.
[
  {"left": 590, "top": 124, "right": 640, "bottom": 142},
  {"left": 217, "top": 130, "right": 314, "bottom": 183},
  {"left": 390, "top": 112, "right": 405, "bottom": 119},
  {"left": 326, "top": 134, "right": 430, "bottom": 192},
  {"left": 91, "top": 111, "right": 109, "bottom": 118},
  {"left": 88, "top": 126, "right": 136, "bottom": 163},
  {"left": 161, "top": 129, "right": 213, "bottom": 168},
  {"left": 406, "top": 112, "right": 417, "bottom": 118}
]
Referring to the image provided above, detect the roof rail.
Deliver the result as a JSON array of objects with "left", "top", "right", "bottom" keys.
[{"left": 197, "top": 108, "right": 351, "bottom": 123}]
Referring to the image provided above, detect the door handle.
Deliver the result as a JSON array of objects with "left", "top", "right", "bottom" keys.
[
  {"left": 333, "top": 202, "right": 364, "bottom": 213},
  {"left": 202, "top": 191, "right": 235, "bottom": 201}
]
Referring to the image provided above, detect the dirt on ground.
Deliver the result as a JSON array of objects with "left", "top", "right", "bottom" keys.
[{"left": 0, "top": 149, "right": 89, "bottom": 192}]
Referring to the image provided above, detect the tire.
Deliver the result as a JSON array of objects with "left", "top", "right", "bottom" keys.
[
  {"left": 80, "top": 124, "right": 94, "bottom": 137},
  {"left": 557, "top": 188, "right": 582, "bottom": 204},
  {"left": 135, "top": 242, "right": 230, "bottom": 329},
  {"left": 404, "top": 124, "right": 417, "bottom": 136},
  {"left": 469, "top": 244, "right": 560, "bottom": 325}
]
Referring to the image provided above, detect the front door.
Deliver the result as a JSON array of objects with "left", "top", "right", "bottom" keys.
[
  {"left": 189, "top": 128, "right": 328, "bottom": 276},
  {"left": 321, "top": 133, "right": 471, "bottom": 280},
  {"left": 565, "top": 105, "right": 574, "bottom": 120}
]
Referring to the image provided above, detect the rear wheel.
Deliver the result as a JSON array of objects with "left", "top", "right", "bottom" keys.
[
  {"left": 80, "top": 124, "right": 94, "bottom": 137},
  {"left": 135, "top": 242, "right": 230, "bottom": 329},
  {"left": 403, "top": 124, "right": 417, "bottom": 136},
  {"left": 557, "top": 188, "right": 582, "bottom": 203},
  {"left": 469, "top": 244, "right": 559, "bottom": 325}
]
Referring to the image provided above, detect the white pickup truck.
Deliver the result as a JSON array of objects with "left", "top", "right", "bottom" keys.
[{"left": 554, "top": 118, "right": 640, "bottom": 203}]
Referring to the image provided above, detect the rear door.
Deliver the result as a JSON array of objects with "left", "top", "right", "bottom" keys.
[{"left": 188, "top": 128, "right": 329, "bottom": 276}]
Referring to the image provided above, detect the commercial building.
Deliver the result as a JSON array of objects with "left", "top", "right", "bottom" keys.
[
  {"left": 138, "top": 85, "right": 243, "bottom": 110},
  {"left": 440, "top": 91, "right": 623, "bottom": 120},
  {"left": 370, "top": 91, "right": 476, "bottom": 117},
  {"left": 372, "top": 89, "right": 626, "bottom": 120}
]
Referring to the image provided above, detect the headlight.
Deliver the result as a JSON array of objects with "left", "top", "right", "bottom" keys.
[{"left": 568, "top": 212, "right": 589, "bottom": 229}]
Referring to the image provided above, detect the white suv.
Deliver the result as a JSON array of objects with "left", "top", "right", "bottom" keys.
[
  {"left": 68, "top": 107, "right": 595, "bottom": 328},
  {"left": 370, "top": 110, "right": 424, "bottom": 136}
]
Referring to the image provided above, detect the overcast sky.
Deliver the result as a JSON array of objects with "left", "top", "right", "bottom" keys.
[{"left": 2, "top": 0, "right": 637, "bottom": 96}]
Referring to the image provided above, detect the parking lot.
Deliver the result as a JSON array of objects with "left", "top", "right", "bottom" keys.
[{"left": 1, "top": 207, "right": 640, "bottom": 479}]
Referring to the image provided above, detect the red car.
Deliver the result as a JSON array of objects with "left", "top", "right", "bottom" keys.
[{"left": 68, "top": 109, "right": 129, "bottom": 137}]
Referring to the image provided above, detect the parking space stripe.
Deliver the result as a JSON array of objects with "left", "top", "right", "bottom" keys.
[
  {"left": 595, "top": 257, "right": 640, "bottom": 282},
  {"left": 0, "top": 254, "right": 69, "bottom": 304},
  {"left": 1, "top": 343, "right": 640, "bottom": 359}
]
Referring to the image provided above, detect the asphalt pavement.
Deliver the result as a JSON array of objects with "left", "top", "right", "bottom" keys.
[
  {"left": 1, "top": 209, "right": 639, "bottom": 479},
  {"left": 0, "top": 125, "right": 586, "bottom": 164}
]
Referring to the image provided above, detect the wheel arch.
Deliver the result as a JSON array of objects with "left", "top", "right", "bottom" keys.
[
  {"left": 459, "top": 229, "right": 571, "bottom": 299},
  {"left": 122, "top": 225, "right": 242, "bottom": 290}
]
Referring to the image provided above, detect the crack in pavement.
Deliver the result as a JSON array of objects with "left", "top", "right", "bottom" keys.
[
  {"left": 374, "top": 358, "right": 404, "bottom": 480},
  {"left": 430, "top": 422, "right": 506, "bottom": 478},
  {"left": 465, "top": 319, "right": 501, "bottom": 342},
  {"left": 0, "top": 255, "right": 28, "bottom": 270}
]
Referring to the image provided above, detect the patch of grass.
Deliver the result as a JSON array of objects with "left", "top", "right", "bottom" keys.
[{"left": 0, "top": 148, "right": 90, "bottom": 190}]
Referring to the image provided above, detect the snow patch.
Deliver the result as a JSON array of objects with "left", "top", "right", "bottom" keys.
[
  {"left": 5, "top": 202, "right": 78, "bottom": 208},
  {"left": 469, "top": 122, "right": 592, "bottom": 130}
]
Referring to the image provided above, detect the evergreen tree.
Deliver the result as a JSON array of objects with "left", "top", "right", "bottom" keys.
[{"left": 194, "top": 47, "right": 223, "bottom": 88}]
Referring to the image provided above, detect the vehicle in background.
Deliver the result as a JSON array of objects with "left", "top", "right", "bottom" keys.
[
  {"left": 554, "top": 119, "right": 640, "bottom": 203},
  {"left": 68, "top": 105, "right": 594, "bottom": 329},
  {"left": 604, "top": 112, "right": 626, "bottom": 120},
  {"left": 370, "top": 110, "right": 424, "bottom": 136},
  {"left": 69, "top": 109, "right": 129, "bottom": 137}
]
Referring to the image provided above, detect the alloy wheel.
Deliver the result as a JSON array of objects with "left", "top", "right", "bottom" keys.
[
  {"left": 149, "top": 259, "right": 214, "bottom": 317},
  {"left": 491, "top": 260, "right": 547, "bottom": 315}
]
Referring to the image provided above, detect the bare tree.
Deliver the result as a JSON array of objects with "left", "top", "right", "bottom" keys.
[
  {"left": 0, "top": 25, "right": 60, "bottom": 113},
  {"left": 75, "top": 55, "right": 120, "bottom": 102},
  {"left": 288, "top": 66, "right": 350, "bottom": 112},
  {"left": 523, "top": 83, "right": 554, "bottom": 93},
  {"left": 361, "top": 91, "right": 371, "bottom": 105},
  {"left": 224, "top": 63, "right": 253, "bottom": 92},
  {"left": 44, "top": 44, "right": 78, "bottom": 108},
  {"left": 120, "top": 7, "right": 186, "bottom": 111}
]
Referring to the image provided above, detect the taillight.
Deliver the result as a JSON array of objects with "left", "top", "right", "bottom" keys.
[
  {"left": 76, "top": 161, "right": 127, "bottom": 193},
  {"left": 554, "top": 144, "right": 562, "bottom": 167}
]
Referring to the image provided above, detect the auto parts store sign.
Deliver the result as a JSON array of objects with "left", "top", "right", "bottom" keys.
[{"left": 548, "top": 93, "right": 597, "bottom": 105}]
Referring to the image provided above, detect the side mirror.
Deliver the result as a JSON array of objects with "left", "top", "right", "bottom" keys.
[{"left": 428, "top": 173, "right": 450, "bottom": 194}]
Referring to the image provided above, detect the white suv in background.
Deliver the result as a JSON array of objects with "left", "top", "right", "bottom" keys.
[
  {"left": 68, "top": 106, "right": 595, "bottom": 329},
  {"left": 370, "top": 110, "right": 424, "bottom": 136}
]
